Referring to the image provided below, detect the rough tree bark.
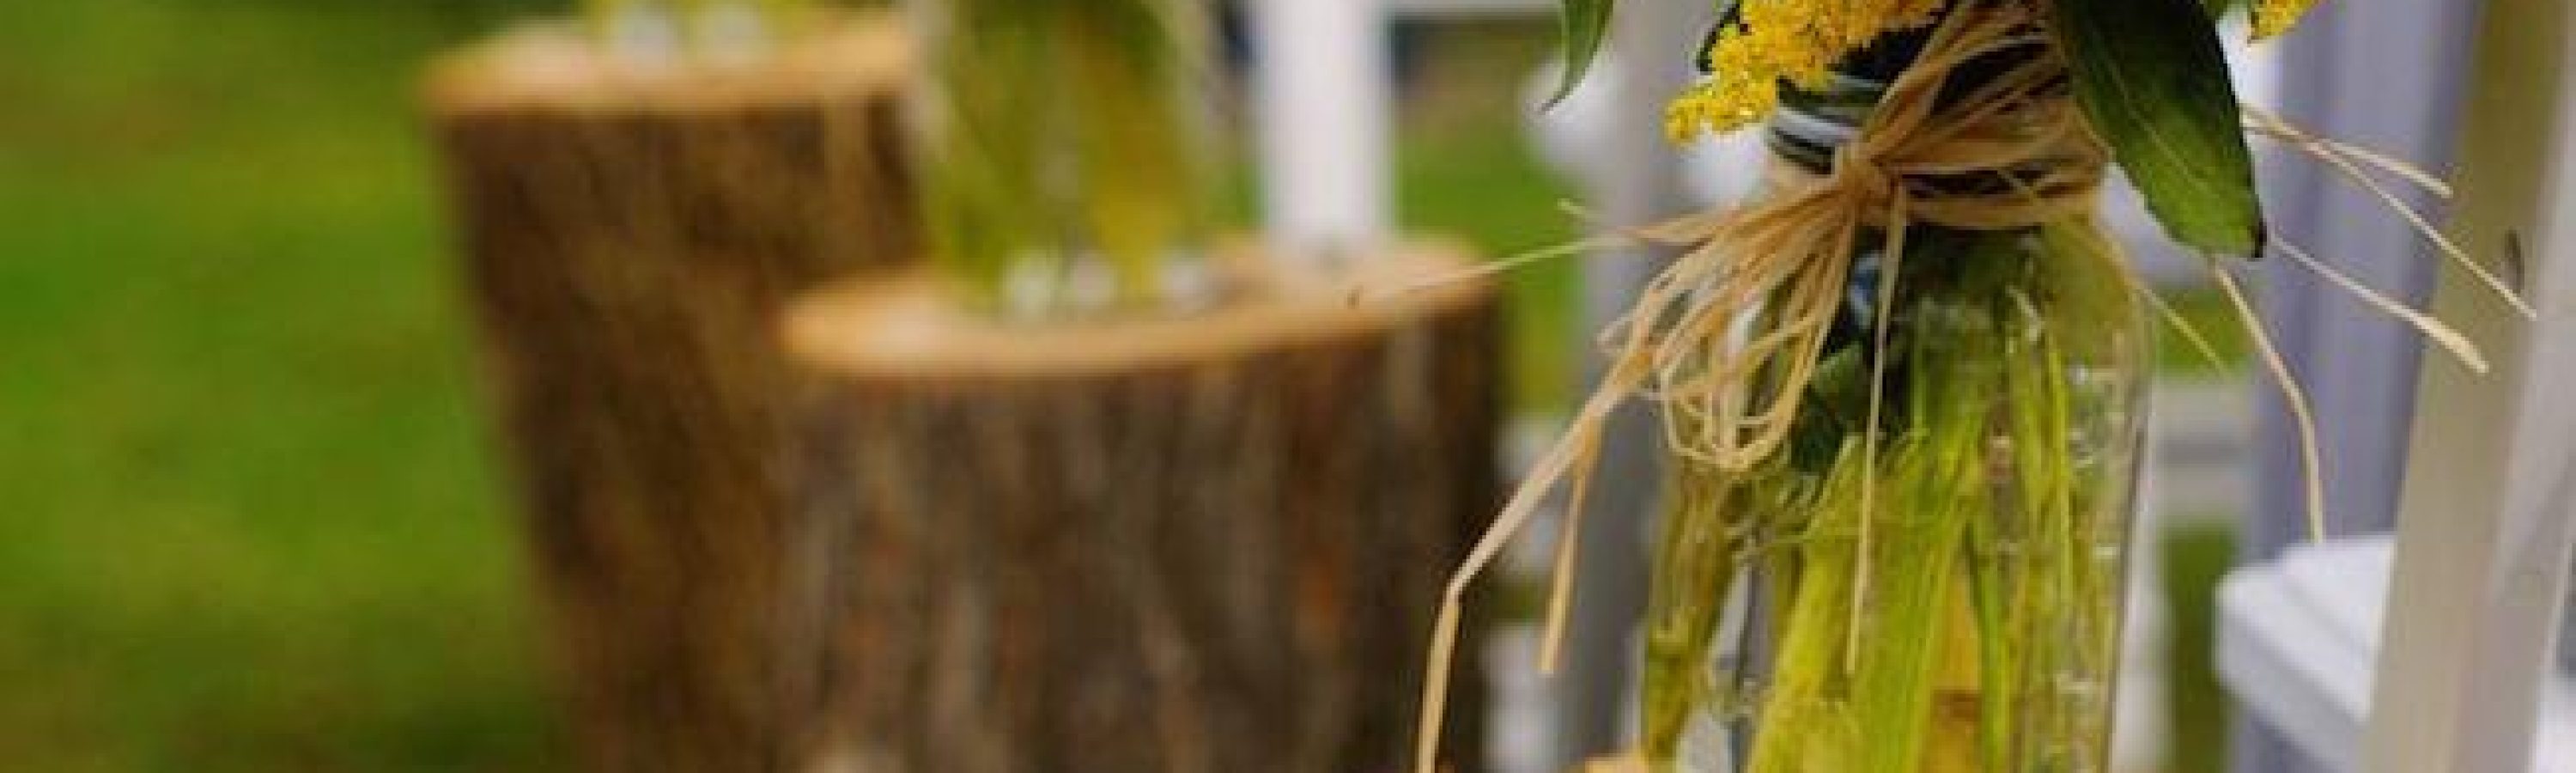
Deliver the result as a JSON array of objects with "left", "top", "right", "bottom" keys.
[
  {"left": 424, "top": 15, "right": 913, "bottom": 772},
  {"left": 783, "top": 245, "right": 1501, "bottom": 773}
]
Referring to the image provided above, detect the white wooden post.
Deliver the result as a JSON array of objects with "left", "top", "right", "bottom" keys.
[
  {"left": 1251, "top": 0, "right": 1395, "bottom": 254},
  {"left": 2366, "top": 0, "right": 2576, "bottom": 769}
]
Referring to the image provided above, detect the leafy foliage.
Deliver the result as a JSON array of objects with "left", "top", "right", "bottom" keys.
[
  {"left": 1546, "top": 0, "right": 1617, "bottom": 106},
  {"left": 2050, "top": 0, "right": 2267, "bottom": 256}
]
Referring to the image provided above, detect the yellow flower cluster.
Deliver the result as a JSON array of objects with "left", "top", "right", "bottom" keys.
[
  {"left": 1666, "top": 0, "right": 2331, "bottom": 143},
  {"left": 1665, "top": 0, "right": 1947, "bottom": 143},
  {"left": 2252, "top": 0, "right": 2322, "bottom": 40}
]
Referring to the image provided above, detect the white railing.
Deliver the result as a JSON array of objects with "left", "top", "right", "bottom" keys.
[
  {"left": 2366, "top": 0, "right": 2576, "bottom": 768},
  {"left": 1252, "top": 0, "right": 1395, "bottom": 254}
]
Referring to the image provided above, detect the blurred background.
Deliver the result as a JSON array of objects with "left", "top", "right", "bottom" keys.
[
  {"left": 0, "top": 3, "right": 1580, "bottom": 770},
  {"left": 0, "top": 2, "right": 2269, "bottom": 771}
]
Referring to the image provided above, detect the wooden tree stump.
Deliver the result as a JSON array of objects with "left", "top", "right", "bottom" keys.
[
  {"left": 425, "top": 15, "right": 913, "bottom": 773},
  {"left": 783, "top": 245, "right": 1500, "bottom": 773}
]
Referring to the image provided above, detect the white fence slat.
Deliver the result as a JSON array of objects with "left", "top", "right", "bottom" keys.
[
  {"left": 2366, "top": 0, "right": 2576, "bottom": 769},
  {"left": 1252, "top": 0, "right": 1394, "bottom": 254}
]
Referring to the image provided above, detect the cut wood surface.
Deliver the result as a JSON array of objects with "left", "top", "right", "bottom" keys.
[
  {"left": 428, "top": 15, "right": 913, "bottom": 772},
  {"left": 785, "top": 243, "right": 1502, "bottom": 773}
]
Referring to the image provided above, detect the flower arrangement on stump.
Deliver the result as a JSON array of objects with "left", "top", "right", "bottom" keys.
[
  {"left": 908, "top": 0, "right": 1217, "bottom": 319},
  {"left": 581, "top": 0, "right": 823, "bottom": 58}
]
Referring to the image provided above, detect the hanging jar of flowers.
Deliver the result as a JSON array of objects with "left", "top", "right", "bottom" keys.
[
  {"left": 1628, "top": 6, "right": 2178, "bottom": 768},
  {"left": 1403, "top": 0, "right": 2523, "bottom": 770},
  {"left": 905, "top": 0, "right": 1217, "bottom": 319}
]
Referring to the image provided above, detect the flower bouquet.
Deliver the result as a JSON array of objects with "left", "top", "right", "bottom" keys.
[
  {"left": 1413, "top": 1, "right": 2522, "bottom": 771},
  {"left": 582, "top": 0, "right": 820, "bottom": 58},
  {"left": 907, "top": 0, "right": 1215, "bottom": 319}
]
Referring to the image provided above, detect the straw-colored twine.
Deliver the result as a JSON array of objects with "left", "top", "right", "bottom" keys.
[{"left": 1408, "top": 4, "right": 2111, "bottom": 771}]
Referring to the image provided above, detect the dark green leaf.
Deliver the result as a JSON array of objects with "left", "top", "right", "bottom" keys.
[
  {"left": 2052, "top": 0, "right": 2265, "bottom": 256},
  {"left": 1546, "top": 0, "right": 1616, "bottom": 107}
]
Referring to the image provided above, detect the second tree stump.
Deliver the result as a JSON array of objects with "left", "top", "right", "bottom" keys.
[{"left": 783, "top": 245, "right": 1500, "bottom": 773}]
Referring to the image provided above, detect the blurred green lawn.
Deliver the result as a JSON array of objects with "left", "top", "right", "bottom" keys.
[
  {"left": 0, "top": 3, "right": 2230, "bottom": 770},
  {"left": 1, "top": 3, "right": 565, "bottom": 770}
]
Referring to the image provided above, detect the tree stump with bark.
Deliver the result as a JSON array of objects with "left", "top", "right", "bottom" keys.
[
  {"left": 782, "top": 244, "right": 1501, "bottom": 773},
  {"left": 425, "top": 15, "right": 913, "bottom": 772}
]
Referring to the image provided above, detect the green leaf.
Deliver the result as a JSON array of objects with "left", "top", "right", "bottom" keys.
[
  {"left": 1546, "top": 0, "right": 1616, "bottom": 107},
  {"left": 2051, "top": 0, "right": 2266, "bottom": 256}
]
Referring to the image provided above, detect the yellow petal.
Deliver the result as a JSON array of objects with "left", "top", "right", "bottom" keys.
[{"left": 2254, "top": 0, "right": 2323, "bottom": 40}]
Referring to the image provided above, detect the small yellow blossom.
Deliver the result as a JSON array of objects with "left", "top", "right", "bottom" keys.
[
  {"left": 2253, "top": 0, "right": 2323, "bottom": 40},
  {"left": 1666, "top": 0, "right": 1948, "bottom": 142}
]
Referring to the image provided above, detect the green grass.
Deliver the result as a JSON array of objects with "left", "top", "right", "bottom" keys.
[
  {"left": 1397, "top": 21, "right": 1586, "bottom": 411},
  {"left": 2153, "top": 289, "right": 2257, "bottom": 380},
  {"left": 1398, "top": 109, "right": 1583, "bottom": 412},
  {"left": 2162, "top": 522, "right": 2239, "bottom": 773},
  {"left": 1, "top": 3, "right": 560, "bottom": 770}
]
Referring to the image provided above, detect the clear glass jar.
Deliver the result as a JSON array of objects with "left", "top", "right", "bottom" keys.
[
  {"left": 904, "top": 0, "right": 1218, "bottom": 320},
  {"left": 592, "top": 0, "right": 794, "bottom": 63},
  {"left": 1637, "top": 76, "right": 2150, "bottom": 773}
]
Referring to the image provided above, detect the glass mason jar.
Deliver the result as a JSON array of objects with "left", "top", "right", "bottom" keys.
[
  {"left": 904, "top": 0, "right": 1218, "bottom": 320},
  {"left": 591, "top": 0, "right": 799, "bottom": 62},
  {"left": 1637, "top": 72, "right": 2151, "bottom": 772}
]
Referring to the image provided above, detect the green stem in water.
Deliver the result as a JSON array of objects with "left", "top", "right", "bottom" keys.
[
  {"left": 1747, "top": 441, "right": 1870, "bottom": 773},
  {"left": 1647, "top": 220, "right": 2142, "bottom": 773},
  {"left": 1844, "top": 306, "right": 1996, "bottom": 773},
  {"left": 920, "top": 0, "right": 1209, "bottom": 316},
  {"left": 1977, "top": 274, "right": 2077, "bottom": 771},
  {"left": 1641, "top": 453, "right": 1781, "bottom": 766},
  {"left": 1062, "top": 3, "right": 1206, "bottom": 304}
]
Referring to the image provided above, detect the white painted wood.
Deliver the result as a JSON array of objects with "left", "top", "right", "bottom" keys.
[
  {"left": 2224, "top": 538, "right": 2397, "bottom": 773},
  {"left": 2233, "top": 3, "right": 2486, "bottom": 769},
  {"left": 2244, "top": 0, "right": 2482, "bottom": 569},
  {"left": 2221, "top": 537, "right": 2576, "bottom": 771},
  {"left": 1251, "top": 0, "right": 1394, "bottom": 257},
  {"left": 2366, "top": 0, "right": 2576, "bottom": 770}
]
